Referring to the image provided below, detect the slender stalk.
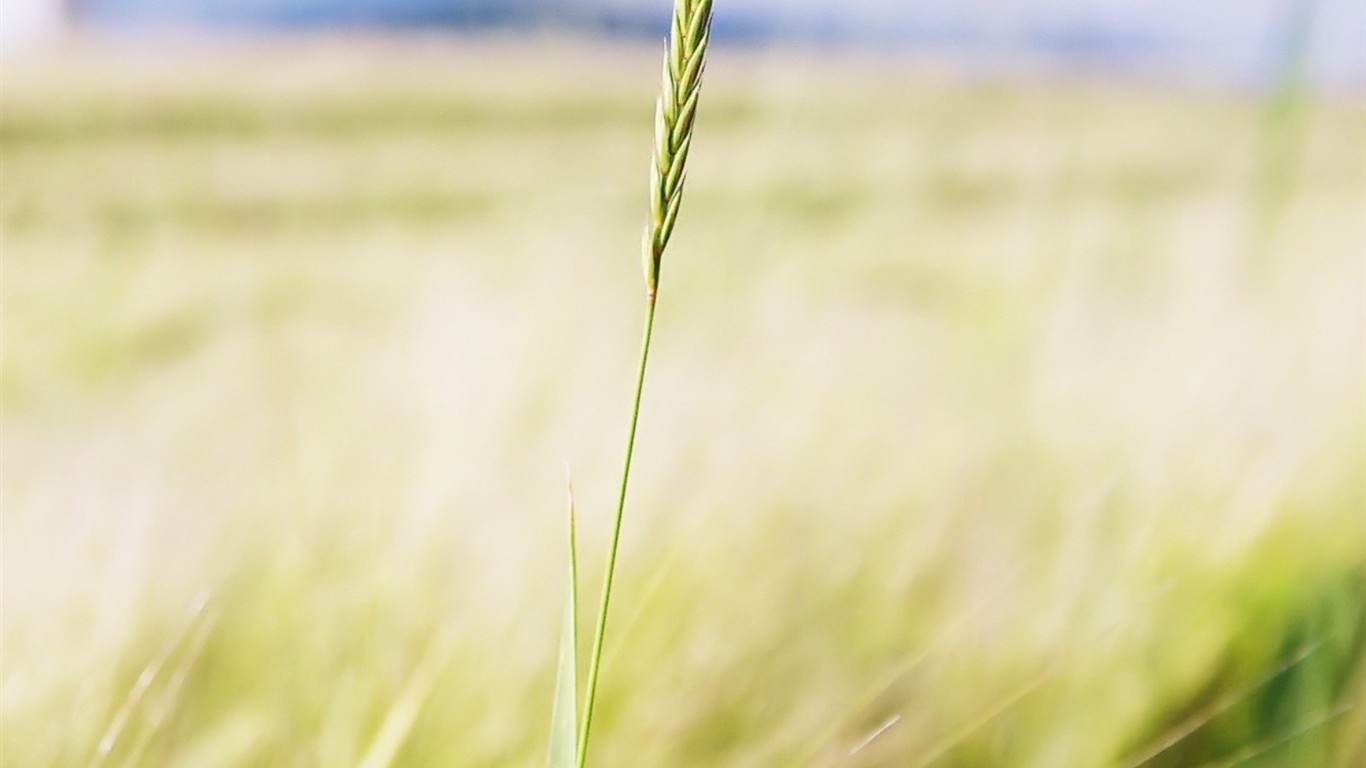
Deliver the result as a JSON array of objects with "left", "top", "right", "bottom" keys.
[
  {"left": 573, "top": 3, "right": 711, "bottom": 764},
  {"left": 576, "top": 293, "right": 657, "bottom": 768}
]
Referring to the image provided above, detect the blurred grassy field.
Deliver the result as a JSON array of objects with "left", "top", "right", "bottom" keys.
[{"left": 3, "top": 37, "right": 1365, "bottom": 767}]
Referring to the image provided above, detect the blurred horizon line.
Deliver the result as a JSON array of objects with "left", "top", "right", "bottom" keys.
[{"left": 4, "top": 0, "right": 1364, "bottom": 92}]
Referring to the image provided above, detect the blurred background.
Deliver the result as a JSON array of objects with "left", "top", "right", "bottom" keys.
[
  {"left": 3, "top": 1, "right": 1364, "bottom": 766},
  {"left": 5, "top": 1, "right": 1366, "bottom": 88}
]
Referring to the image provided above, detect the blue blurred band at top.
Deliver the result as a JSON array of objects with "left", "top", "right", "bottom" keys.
[{"left": 61, "top": 0, "right": 1366, "bottom": 90}]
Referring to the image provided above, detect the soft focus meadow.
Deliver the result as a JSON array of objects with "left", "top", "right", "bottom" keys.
[{"left": 3, "top": 37, "right": 1365, "bottom": 767}]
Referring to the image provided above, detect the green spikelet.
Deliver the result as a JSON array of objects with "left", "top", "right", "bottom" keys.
[{"left": 643, "top": 0, "right": 713, "bottom": 294}]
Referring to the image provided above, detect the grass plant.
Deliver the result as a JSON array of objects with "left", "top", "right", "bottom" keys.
[{"left": 550, "top": 2, "right": 715, "bottom": 765}]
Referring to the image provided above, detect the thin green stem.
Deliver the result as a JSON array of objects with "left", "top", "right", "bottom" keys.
[{"left": 576, "top": 292, "right": 658, "bottom": 768}]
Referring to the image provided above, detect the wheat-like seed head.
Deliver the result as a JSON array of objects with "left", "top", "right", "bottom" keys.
[{"left": 643, "top": 0, "right": 713, "bottom": 295}]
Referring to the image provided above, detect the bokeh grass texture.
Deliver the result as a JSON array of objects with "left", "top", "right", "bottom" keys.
[{"left": 2, "top": 37, "right": 1365, "bottom": 767}]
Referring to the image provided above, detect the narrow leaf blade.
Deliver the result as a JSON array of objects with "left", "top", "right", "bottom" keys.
[{"left": 545, "top": 477, "right": 580, "bottom": 768}]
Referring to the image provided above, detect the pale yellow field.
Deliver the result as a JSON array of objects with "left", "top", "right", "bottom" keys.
[{"left": 2, "top": 37, "right": 1365, "bottom": 767}]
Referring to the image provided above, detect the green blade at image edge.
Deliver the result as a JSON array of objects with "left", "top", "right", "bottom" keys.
[{"left": 546, "top": 479, "right": 580, "bottom": 768}]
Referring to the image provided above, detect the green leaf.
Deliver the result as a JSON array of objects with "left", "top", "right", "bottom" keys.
[{"left": 546, "top": 476, "right": 580, "bottom": 768}]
